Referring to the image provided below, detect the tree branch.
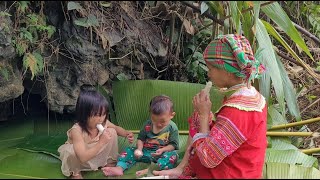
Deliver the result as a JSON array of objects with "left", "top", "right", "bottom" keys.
[
  {"left": 292, "top": 22, "right": 320, "bottom": 46},
  {"left": 276, "top": 49, "right": 320, "bottom": 73}
]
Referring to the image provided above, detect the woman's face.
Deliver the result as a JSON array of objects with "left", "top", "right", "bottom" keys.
[{"left": 207, "top": 65, "right": 230, "bottom": 88}]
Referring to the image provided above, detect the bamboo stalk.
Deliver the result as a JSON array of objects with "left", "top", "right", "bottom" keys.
[
  {"left": 267, "top": 131, "right": 320, "bottom": 137},
  {"left": 301, "top": 148, "right": 320, "bottom": 155},
  {"left": 270, "top": 117, "right": 320, "bottom": 130},
  {"left": 132, "top": 130, "right": 319, "bottom": 138},
  {"left": 131, "top": 130, "right": 189, "bottom": 135}
]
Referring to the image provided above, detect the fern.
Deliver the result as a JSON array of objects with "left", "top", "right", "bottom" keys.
[{"left": 23, "top": 52, "right": 44, "bottom": 80}]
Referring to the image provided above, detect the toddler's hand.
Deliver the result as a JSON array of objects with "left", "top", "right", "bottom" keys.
[
  {"left": 134, "top": 149, "right": 143, "bottom": 159},
  {"left": 126, "top": 132, "right": 134, "bottom": 144},
  {"left": 151, "top": 149, "right": 163, "bottom": 157}
]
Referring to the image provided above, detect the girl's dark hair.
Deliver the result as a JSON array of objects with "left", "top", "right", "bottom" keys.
[
  {"left": 149, "top": 95, "right": 174, "bottom": 115},
  {"left": 75, "top": 89, "right": 109, "bottom": 135}
]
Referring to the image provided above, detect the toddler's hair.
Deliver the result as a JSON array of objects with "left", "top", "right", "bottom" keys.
[
  {"left": 75, "top": 88, "right": 109, "bottom": 134},
  {"left": 149, "top": 95, "right": 174, "bottom": 115}
]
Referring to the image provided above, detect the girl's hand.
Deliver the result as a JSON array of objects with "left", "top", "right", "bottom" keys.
[
  {"left": 99, "top": 129, "right": 112, "bottom": 144},
  {"left": 126, "top": 131, "right": 134, "bottom": 144},
  {"left": 193, "top": 90, "right": 212, "bottom": 122}
]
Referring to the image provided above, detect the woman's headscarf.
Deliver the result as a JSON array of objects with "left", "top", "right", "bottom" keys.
[{"left": 203, "top": 34, "right": 265, "bottom": 85}]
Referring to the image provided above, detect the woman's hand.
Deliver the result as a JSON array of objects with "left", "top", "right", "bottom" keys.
[
  {"left": 193, "top": 90, "right": 212, "bottom": 118},
  {"left": 126, "top": 131, "right": 134, "bottom": 144},
  {"left": 193, "top": 90, "right": 212, "bottom": 133}
]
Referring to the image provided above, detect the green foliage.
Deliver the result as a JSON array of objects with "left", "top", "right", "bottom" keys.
[
  {"left": 317, "top": 61, "right": 320, "bottom": 71},
  {"left": 67, "top": 1, "right": 83, "bottom": 11},
  {"left": 23, "top": 52, "right": 44, "bottom": 80},
  {"left": 199, "top": 1, "right": 306, "bottom": 121},
  {"left": 0, "top": 11, "right": 11, "bottom": 33},
  {"left": 74, "top": 14, "right": 99, "bottom": 28},
  {"left": 67, "top": 2, "right": 99, "bottom": 28},
  {"left": 7, "top": 1, "right": 56, "bottom": 80},
  {"left": 200, "top": 2, "right": 209, "bottom": 14},
  {"left": 184, "top": 21, "right": 212, "bottom": 84},
  {"left": 116, "top": 73, "right": 129, "bottom": 81},
  {"left": 0, "top": 66, "right": 9, "bottom": 81},
  {"left": 301, "top": 2, "right": 320, "bottom": 39},
  {"left": 261, "top": 2, "right": 314, "bottom": 61}
]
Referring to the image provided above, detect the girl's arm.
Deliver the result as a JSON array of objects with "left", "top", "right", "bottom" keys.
[
  {"left": 70, "top": 128, "right": 109, "bottom": 163},
  {"left": 106, "top": 121, "right": 132, "bottom": 137}
]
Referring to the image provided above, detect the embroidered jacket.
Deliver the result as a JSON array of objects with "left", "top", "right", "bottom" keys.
[{"left": 183, "top": 86, "right": 267, "bottom": 179}]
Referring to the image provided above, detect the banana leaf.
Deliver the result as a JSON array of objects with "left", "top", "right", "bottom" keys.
[
  {"left": 263, "top": 162, "right": 320, "bottom": 179},
  {"left": 3, "top": 80, "right": 320, "bottom": 179},
  {"left": 266, "top": 149, "right": 318, "bottom": 168},
  {"left": 0, "top": 148, "right": 64, "bottom": 179},
  {"left": 112, "top": 80, "right": 226, "bottom": 131}
]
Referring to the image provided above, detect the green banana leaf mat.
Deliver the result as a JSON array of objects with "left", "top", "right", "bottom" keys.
[{"left": 0, "top": 80, "right": 320, "bottom": 179}]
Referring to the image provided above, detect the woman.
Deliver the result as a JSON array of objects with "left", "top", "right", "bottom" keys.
[{"left": 154, "top": 34, "right": 267, "bottom": 178}]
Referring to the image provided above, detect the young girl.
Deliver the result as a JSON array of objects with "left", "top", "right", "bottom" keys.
[{"left": 58, "top": 88, "right": 134, "bottom": 179}]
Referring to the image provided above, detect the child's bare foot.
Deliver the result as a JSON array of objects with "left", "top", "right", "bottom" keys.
[
  {"left": 102, "top": 166, "right": 123, "bottom": 176},
  {"left": 103, "top": 161, "right": 117, "bottom": 167},
  {"left": 136, "top": 168, "right": 148, "bottom": 177},
  {"left": 153, "top": 167, "right": 183, "bottom": 178},
  {"left": 71, "top": 172, "right": 83, "bottom": 179}
]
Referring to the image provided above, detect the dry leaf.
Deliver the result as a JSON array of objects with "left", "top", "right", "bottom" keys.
[{"left": 183, "top": 19, "right": 195, "bottom": 35}]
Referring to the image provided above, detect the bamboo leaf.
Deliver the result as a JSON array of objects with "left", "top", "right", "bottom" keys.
[
  {"left": 256, "top": 19, "right": 285, "bottom": 116},
  {"left": 241, "top": 1, "right": 254, "bottom": 44},
  {"left": 276, "top": 55, "right": 301, "bottom": 121},
  {"left": 261, "top": 2, "right": 314, "bottom": 61},
  {"left": 229, "top": 1, "right": 241, "bottom": 34},
  {"left": 262, "top": 19, "right": 320, "bottom": 82},
  {"left": 207, "top": 1, "right": 225, "bottom": 16}
]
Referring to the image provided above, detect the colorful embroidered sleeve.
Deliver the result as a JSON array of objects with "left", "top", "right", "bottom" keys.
[
  {"left": 192, "top": 115, "right": 247, "bottom": 168},
  {"left": 188, "top": 111, "right": 214, "bottom": 138}
]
